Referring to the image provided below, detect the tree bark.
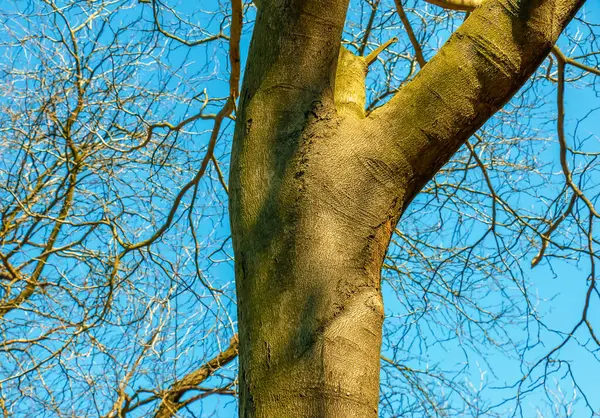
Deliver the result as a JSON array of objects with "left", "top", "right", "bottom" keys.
[{"left": 229, "top": 0, "right": 586, "bottom": 416}]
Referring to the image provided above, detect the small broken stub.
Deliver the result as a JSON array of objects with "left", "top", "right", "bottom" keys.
[
  {"left": 334, "top": 39, "right": 397, "bottom": 119},
  {"left": 334, "top": 48, "right": 368, "bottom": 119}
]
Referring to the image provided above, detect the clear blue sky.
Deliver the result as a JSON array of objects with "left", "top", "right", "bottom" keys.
[{"left": 1, "top": 0, "right": 599, "bottom": 416}]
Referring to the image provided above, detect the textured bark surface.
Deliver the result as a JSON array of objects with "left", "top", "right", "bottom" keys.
[{"left": 229, "top": 0, "right": 586, "bottom": 416}]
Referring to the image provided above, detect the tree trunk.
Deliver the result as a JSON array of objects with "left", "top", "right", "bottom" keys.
[{"left": 229, "top": 0, "right": 585, "bottom": 416}]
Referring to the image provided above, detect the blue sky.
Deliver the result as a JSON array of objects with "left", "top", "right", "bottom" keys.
[{"left": 1, "top": 0, "right": 599, "bottom": 416}]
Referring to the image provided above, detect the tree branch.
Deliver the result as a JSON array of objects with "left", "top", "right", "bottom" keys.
[
  {"left": 393, "top": 0, "right": 427, "bottom": 68},
  {"left": 241, "top": 0, "right": 350, "bottom": 110},
  {"left": 370, "top": 0, "right": 587, "bottom": 207},
  {"left": 153, "top": 335, "right": 239, "bottom": 418},
  {"left": 423, "top": 0, "right": 479, "bottom": 11}
]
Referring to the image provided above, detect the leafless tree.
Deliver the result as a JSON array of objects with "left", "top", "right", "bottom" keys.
[{"left": 0, "top": 0, "right": 598, "bottom": 416}]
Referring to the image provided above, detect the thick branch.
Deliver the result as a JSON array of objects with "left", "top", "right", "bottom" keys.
[
  {"left": 424, "top": 0, "right": 479, "bottom": 11},
  {"left": 241, "top": 0, "right": 350, "bottom": 111},
  {"left": 370, "top": 0, "right": 587, "bottom": 206}
]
